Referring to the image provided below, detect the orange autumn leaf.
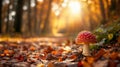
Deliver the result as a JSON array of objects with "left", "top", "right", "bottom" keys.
[
  {"left": 58, "top": 57, "right": 63, "bottom": 62},
  {"left": 0, "top": 54, "right": 5, "bottom": 57},
  {"left": 51, "top": 51, "right": 57, "bottom": 55},
  {"left": 82, "top": 61, "right": 92, "bottom": 67},
  {"left": 103, "top": 53, "right": 110, "bottom": 59},
  {"left": 69, "top": 54, "right": 77, "bottom": 59},
  {"left": 47, "top": 62, "right": 54, "bottom": 67},
  {"left": 4, "top": 49, "right": 10, "bottom": 54},
  {"left": 34, "top": 54, "right": 40, "bottom": 59},
  {"left": 29, "top": 46, "right": 36, "bottom": 51},
  {"left": 94, "top": 49, "right": 106, "bottom": 61},
  {"left": 103, "top": 50, "right": 110, "bottom": 59},
  {"left": 43, "top": 46, "right": 54, "bottom": 53},
  {"left": 110, "top": 52, "right": 118, "bottom": 60},
  {"left": 86, "top": 57, "right": 95, "bottom": 64},
  {"left": 51, "top": 49, "right": 64, "bottom": 56}
]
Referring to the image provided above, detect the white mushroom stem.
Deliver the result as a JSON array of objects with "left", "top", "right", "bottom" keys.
[{"left": 82, "top": 44, "right": 91, "bottom": 56}]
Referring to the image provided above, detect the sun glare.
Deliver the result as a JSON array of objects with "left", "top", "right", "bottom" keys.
[{"left": 68, "top": 1, "right": 82, "bottom": 14}]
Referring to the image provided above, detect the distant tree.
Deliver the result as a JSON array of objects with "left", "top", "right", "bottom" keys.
[
  {"left": 14, "top": 0, "right": 24, "bottom": 33},
  {"left": 34, "top": 0, "right": 37, "bottom": 35},
  {"left": 0, "top": 0, "right": 3, "bottom": 33},
  {"left": 41, "top": 0, "right": 53, "bottom": 33},
  {"left": 6, "top": 0, "right": 11, "bottom": 33},
  {"left": 28, "top": 0, "right": 32, "bottom": 35},
  {"left": 39, "top": 0, "right": 45, "bottom": 34},
  {"left": 109, "top": 0, "right": 116, "bottom": 12},
  {"left": 110, "top": 0, "right": 120, "bottom": 16},
  {"left": 117, "top": 0, "right": 120, "bottom": 15},
  {"left": 99, "top": 0, "right": 106, "bottom": 24}
]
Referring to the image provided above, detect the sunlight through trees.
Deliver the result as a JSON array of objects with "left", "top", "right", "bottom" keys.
[{"left": 0, "top": 0, "right": 119, "bottom": 37}]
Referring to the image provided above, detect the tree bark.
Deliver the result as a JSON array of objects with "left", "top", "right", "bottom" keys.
[
  {"left": 116, "top": 0, "right": 120, "bottom": 16},
  {"left": 34, "top": 0, "right": 37, "bottom": 35},
  {"left": 6, "top": 0, "right": 11, "bottom": 33},
  {"left": 14, "top": 0, "right": 24, "bottom": 33},
  {"left": 105, "top": 0, "right": 109, "bottom": 20},
  {"left": 99, "top": 0, "right": 106, "bottom": 24},
  {"left": 37, "top": 0, "right": 46, "bottom": 34},
  {"left": 109, "top": 0, "right": 116, "bottom": 11},
  {"left": 41, "top": 0, "right": 52, "bottom": 33},
  {"left": 0, "top": 0, "right": 3, "bottom": 33},
  {"left": 28, "top": 0, "right": 32, "bottom": 35}
]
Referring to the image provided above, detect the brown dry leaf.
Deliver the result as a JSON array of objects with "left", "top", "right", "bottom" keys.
[
  {"left": 78, "top": 61, "right": 83, "bottom": 67},
  {"left": 43, "top": 46, "right": 54, "bottom": 53},
  {"left": 58, "top": 57, "right": 63, "bottom": 62},
  {"left": 110, "top": 52, "right": 118, "bottom": 60},
  {"left": 108, "top": 60, "right": 117, "bottom": 67},
  {"left": 47, "top": 62, "right": 54, "bottom": 67},
  {"left": 93, "top": 60, "right": 109, "bottom": 67},
  {"left": 8, "top": 44, "right": 17, "bottom": 47},
  {"left": 69, "top": 54, "right": 77, "bottom": 60},
  {"left": 94, "top": 49, "right": 106, "bottom": 61},
  {"left": 82, "top": 61, "right": 92, "bottom": 67},
  {"left": 58, "top": 55, "right": 67, "bottom": 62},
  {"left": 0, "top": 54, "right": 5, "bottom": 57},
  {"left": 57, "top": 49, "right": 64, "bottom": 55},
  {"left": 51, "top": 51, "right": 57, "bottom": 55},
  {"left": 103, "top": 50, "right": 110, "bottom": 59},
  {"left": 0, "top": 44, "right": 3, "bottom": 49},
  {"left": 39, "top": 53, "right": 46, "bottom": 60},
  {"left": 4, "top": 49, "right": 10, "bottom": 54},
  {"left": 86, "top": 57, "right": 95, "bottom": 64},
  {"left": 9, "top": 50, "right": 14, "bottom": 54},
  {"left": 117, "top": 36, "right": 120, "bottom": 43},
  {"left": 6, "top": 53, "right": 11, "bottom": 57},
  {"left": 29, "top": 46, "right": 36, "bottom": 51},
  {"left": 16, "top": 55, "right": 24, "bottom": 61},
  {"left": 34, "top": 54, "right": 40, "bottom": 59},
  {"left": 51, "top": 49, "right": 64, "bottom": 56}
]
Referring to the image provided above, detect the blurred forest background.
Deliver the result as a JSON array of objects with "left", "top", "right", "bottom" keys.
[{"left": 0, "top": 0, "right": 120, "bottom": 37}]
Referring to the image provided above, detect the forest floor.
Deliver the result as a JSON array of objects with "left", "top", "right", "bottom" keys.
[{"left": 0, "top": 37, "right": 120, "bottom": 67}]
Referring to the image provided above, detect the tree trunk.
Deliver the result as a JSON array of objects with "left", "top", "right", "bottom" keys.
[
  {"left": 87, "top": 3, "right": 93, "bottom": 31},
  {"left": 0, "top": 0, "right": 3, "bottom": 33},
  {"left": 109, "top": 0, "right": 116, "bottom": 11},
  {"left": 41, "top": 0, "right": 52, "bottom": 33},
  {"left": 105, "top": 0, "right": 109, "bottom": 20},
  {"left": 99, "top": 0, "right": 106, "bottom": 24},
  {"left": 6, "top": 0, "right": 11, "bottom": 33},
  {"left": 14, "top": 0, "right": 24, "bottom": 33},
  {"left": 36, "top": 0, "right": 45, "bottom": 35},
  {"left": 28, "top": 0, "right": 32, "bottom": 35},
  {"left": 116, "top": 0, "right": 120, "bottom": 16},
  {"left": 10, "top": 0, "right": 16, "bottom": 33},
  {"left": 109, "top": 0, "right": 117, "bottom": 19},
  {"left": 34, "top": 0, "right": 37, "bottom": 35}
]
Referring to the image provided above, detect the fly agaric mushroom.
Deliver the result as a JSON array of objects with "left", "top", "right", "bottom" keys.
[{"left": 75, "top": 31, "right": 97, "bottom": 56}]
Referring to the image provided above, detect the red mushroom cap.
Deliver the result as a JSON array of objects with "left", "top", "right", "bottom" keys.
[{"left": 75, "top": 31, "right": 97, "bottom": 45}]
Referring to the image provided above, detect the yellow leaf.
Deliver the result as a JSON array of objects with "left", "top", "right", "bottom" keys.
[
  {"left": 108, "top": 34, "right": 113, "bottom": 40},
  {"left": 37, "top": 63, "right": 44, "bottom": 67}
]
